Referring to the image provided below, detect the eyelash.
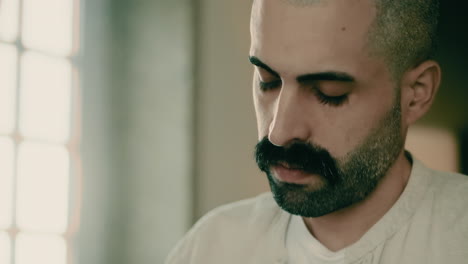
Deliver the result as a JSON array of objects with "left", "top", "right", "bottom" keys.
[
  {"left": 259, "top": 80, "right": 348, "bottom": 107},
  {"left": 315, "top": 90, "right": 348, "bottom": 106}
]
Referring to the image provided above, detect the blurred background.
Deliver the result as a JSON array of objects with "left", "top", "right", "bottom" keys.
[{"left": 0, "top": 0, "right": 466, "bottom": 263}]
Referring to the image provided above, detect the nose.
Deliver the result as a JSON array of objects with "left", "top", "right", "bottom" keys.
[{"left": 268, "top": 86, "right": 311, "bottom": 146}]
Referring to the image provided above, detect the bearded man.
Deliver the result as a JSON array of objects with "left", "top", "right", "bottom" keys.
[{"left": 166, "top": 0, "right": 468, "bottom": 263}]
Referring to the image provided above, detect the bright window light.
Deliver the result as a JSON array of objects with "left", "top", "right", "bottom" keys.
[
  {"left": 19, "top": 52, "right": 71, "bottom": 143},
  {"left": 16, "top": 141, "right": 69, "bottom": 233},
  {"left": 22, "top": 0, "right": 73, "bottom": 55},
  {"left": 0, "top": 138, "right": 14, "bottom": 229},
  {"left": 16, "top": 233, "right": 66, "bottom": 264},
  {"left": 0, "top": 232, "right": 11, "bottom": 264},
  {"left": 0, "top": 0, "right": 80, "bottom": 263},
  {"left": 0, "top": 44, "right": 17, "bottom": 134},
  {"left": 0, "top": 0, "right": 19, "bottom": 42}
]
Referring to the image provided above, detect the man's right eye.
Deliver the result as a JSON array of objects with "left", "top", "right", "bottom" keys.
[{"left": 259, "top": 80, "right": 282, "bottom": 91}]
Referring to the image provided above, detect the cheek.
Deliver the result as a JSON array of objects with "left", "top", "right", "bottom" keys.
[
  {"left": 338, "top": 106, "right": 396, "bottom": 157},
  {"left": 314, "top": 122, "right": 357, "bottom": 158},
  {"left": 315, "top": 95, "right": 395, "bottom": 158}
]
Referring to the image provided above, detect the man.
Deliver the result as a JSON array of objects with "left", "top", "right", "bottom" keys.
[{"left": 166, "top": 0, "right": 468, "bottom": 263}]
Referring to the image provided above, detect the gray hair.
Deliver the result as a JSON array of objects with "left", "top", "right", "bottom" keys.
[{"left": 370, "top": 0, "right": 439, "bottom": 80}]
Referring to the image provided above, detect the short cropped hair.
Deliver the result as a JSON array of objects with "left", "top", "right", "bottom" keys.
[
  {"left": 280, "top": 0, "right": 440, "bottom": 80},
  {"left": 370, "top": 0, "right": 439, "bottom": 80}
]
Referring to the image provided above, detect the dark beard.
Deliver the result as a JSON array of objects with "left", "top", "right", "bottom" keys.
[{"left": 255, "top": 101, "right": 403, "bottom": 217}]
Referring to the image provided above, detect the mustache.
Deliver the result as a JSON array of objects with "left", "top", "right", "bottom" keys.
[{"left": 255, "top": 137, "right": 339, "bottom": 183}]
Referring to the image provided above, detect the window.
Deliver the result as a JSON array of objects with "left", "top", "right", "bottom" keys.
[{"left": 0, "top": 0, "right": 81, "bottom": 263}]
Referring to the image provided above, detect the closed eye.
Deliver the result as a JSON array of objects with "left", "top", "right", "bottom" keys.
[
  {"left": 258, "top": 78, "right": 348, "bottom": 106},
  {"left": 315, "top": 90, "right": 348, "bottom": 106}
]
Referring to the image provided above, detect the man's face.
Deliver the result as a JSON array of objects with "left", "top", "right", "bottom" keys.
[{"left": 250, "top": 0, "right": 406, "bottom": 217}]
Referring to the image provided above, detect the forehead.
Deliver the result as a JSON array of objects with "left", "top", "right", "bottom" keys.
[{"left": 250, "top": 0, "right": 377, "bottom": 77}]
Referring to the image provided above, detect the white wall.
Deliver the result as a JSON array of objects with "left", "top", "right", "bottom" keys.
[
  {"left": 77, "top": 0, "right": 113, "bottom": 263},
  {"left": 195, "top": 0, "right": 269, "bottom": 219},
  {"left": 115, "top": 1, "right": 194, "bottom": 263},
  {"left": 80, "top": 0, "right": 194, "bottom": 264},
  {"left": 123, "top": 1, "right": 194, "bottom": 262}
]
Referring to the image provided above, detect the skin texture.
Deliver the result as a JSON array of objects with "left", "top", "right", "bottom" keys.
[{"left": 250, "top": 0, "right": 441, "bottom": 251}]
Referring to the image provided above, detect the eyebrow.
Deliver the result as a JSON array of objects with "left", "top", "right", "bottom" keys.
[
  {"left": 249, "top": 56, "right": 280, "bottom": 77},
  {"left": 249, "top": 56, "right": 356, "bottom": 84},
  {"left": 296, "top": 72, "right": 355, "bottom": 84}
]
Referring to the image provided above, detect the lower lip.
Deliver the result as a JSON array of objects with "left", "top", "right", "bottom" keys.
[{"left": 272, "top": 165, "right": 317, "bottom": 184}]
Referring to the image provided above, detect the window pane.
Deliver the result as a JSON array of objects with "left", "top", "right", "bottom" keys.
[
  {"left": 0, "top": 44, "right": 17, "bottom": 134},
  {"left": 16, "top": 233, "right": 66, "bottom": 264},
  {"left": 0, "top": 138, "right": 14, "bottom": 229},
  {"left": 0, "top": 232, "right": 11, "bottom": 264},
  {"left": 16, "top": 142, "right": 69, "bottom": 233},
  {"left": 0, "top": 0, "right": 19, "bottom": 42},
  {"left": 22, "top": 0, "right": 73, "bottom": 55},
  {"left": 19, "top": 52, "right": 71, "bottom": 142}
]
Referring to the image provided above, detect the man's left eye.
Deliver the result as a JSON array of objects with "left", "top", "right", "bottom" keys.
[{"left": 315, "top": 90, "right": 348, "bottom": 106}]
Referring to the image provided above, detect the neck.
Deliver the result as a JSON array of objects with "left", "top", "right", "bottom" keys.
[{"left": 302, "top": 151, "right": 412, "bottom": 252}]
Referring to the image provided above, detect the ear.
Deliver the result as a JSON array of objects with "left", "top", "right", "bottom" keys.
[{"left": 401, "top": 60, "right": 441, "bottom": 125}]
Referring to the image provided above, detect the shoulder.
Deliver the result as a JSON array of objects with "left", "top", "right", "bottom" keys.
[
  {"left": 429, "top": 168, "right": 468, "bottom": 202},
  {"left": 411, "top": 158, "right": 468, "bottom": 204},
  {"left": 190, "top": 192, "right": 281, "bottom": 231},
  {"left": 165, "top": 192, "right": 285, "bottom": 264},
  {"left": 182, "top": 192, "right": 280, "bottom": 243},
  {"left": 424, "top": 166, "right": 468, "bottom": 227}
]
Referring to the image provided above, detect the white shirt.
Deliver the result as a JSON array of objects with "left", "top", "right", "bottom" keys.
[
  {"left": 287, "top": 214, "right": 345, "bottom": 263},
  {"left": 166, "top": 158, "right": 468, "bottom": 264}
]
